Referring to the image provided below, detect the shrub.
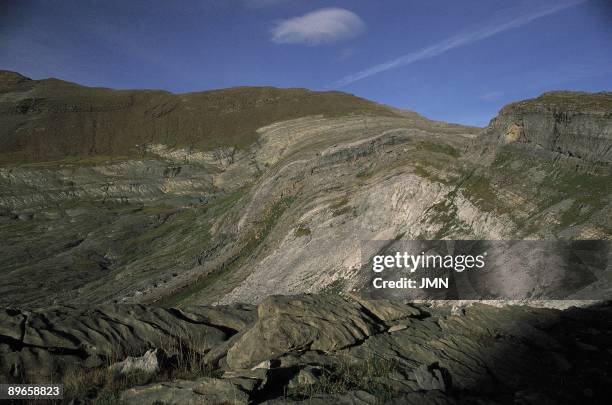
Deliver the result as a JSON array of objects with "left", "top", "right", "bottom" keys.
[{"left": 295, "top": 226, "right": 311, "bottom": 237}]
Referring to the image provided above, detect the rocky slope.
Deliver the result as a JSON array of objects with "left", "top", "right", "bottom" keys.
[
  {"left": 1, "top": 71, "right": 611, "bottom": 403},
  {"left": 1, "top": 294, "right": 611, "bottom": 403},
  {"left": 0, "top": 71, "right": 610, "bottom": 308},
  {"left": 473, "top": 91, "right": 612, "bottom": 172}
]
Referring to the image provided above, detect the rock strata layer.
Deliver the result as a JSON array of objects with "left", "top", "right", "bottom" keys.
[{"left": 1, "top": 72, "right": 610, "bottom": 308}]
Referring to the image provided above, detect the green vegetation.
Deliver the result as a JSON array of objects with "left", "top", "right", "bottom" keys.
[
  {"left": 356, "top": 169, "right": 373, "bottom": 179},
  {"left": 544, "top": 167, "right": 611, "bottom": 197},
  {"left": 321, "top": 279, "right": 345, "bottom": 294},
  {"left": 460, "top": 173, "right": 498, "bottom": 213},
  {"left": 295, "top": 225, "right": 311, "bottom": 237},
  {"left": 412, "top": 164, "right": 453, "bottom": 185},
  {"left": 513, "top": 91, "right": 612, "bottom": 111},
  {"left": 425, "top": 196, "right": 471, "bottom": 239},
  {"left": 1, "top": 77, "right": 403, "bottom": 164},
  {"left": 329, "top": 197, "right": 355, "bottom": 217},
  {"left": 63, "top": 366, "right": 142, "bottom": 405},
  {"left": 329, "top": 197, "right": 349, "bottom": 210},
  {"left": 0, "top": 154, "right": 138, "bottom": 168},
  {"left": 158, "top": 194, "right": 296, "bottom": 307},
  {"left": 332, "top": 206, "right": 353, "bottom": 217},
  {"left": 123, "top": 209, "right": 199, "bottom": 253},
  {"left": 289, "top": 355, "right": 397, "bottom": 400},
  {"left": 491, "top": 147, "right": 522, "bottom": 169},
  {"left": 122, "top": 188, "right": 252, "bottom": 269},
  {"left": 62, "top": 332, "right": 215, "bottom": 404},
  {"left": 139, "top": 203, "right": 179, "bottom": 216},
  {"left": 415, "top": 141, "right": 460, "bottom": 158},
  {"left": 544, "top": 169, "right": 610, "bottom": 231},
  {"left": 491, "top": 145, "right": 610, "bottom": 233}
]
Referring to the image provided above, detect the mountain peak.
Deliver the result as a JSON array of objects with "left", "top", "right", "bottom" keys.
[{"left": 0, "top": 70, "right": 31, "bottom": 90}]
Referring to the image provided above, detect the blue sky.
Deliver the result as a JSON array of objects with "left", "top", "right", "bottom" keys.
[{"left": 1, "top": 0, "right": 611, "bottom": 126}]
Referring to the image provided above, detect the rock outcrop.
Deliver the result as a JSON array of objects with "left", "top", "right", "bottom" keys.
[
  {"left": 473, "top": 91, "right": 612, "bottom": 171},
  {"left": 1, "top": 294, "right": 611, "bottom": 403},
  {"left": 0, "top": 304, "right": 256, "bottom": 381}
]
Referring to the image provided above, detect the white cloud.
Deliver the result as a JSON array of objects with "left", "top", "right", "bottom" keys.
[
  {"left": 333, "top": 0, "right": 587, "bottom": 87},
  {"left": 271, "top": 8, "right": 365, "bottom": 46}
]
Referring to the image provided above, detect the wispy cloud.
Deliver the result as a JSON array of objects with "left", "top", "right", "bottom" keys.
[
  {"left": 333, "top": 0, "right": 587, "bottom": 87},
  {"left": 271, "top": 7, "right": 365, "bottom": 46}
]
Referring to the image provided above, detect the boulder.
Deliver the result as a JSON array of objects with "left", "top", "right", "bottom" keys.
[
  {"left": 387, "top": 323, "right": 409, "bottom": 333},
  {"left": 287, "top": 365, "right": 326, "bottom": 388},
  {"left": 226, "top": 295, "right": 382, "bottom": 369},
  {"left": 109, "top": 348, "right": 167, "bottom": 376}
]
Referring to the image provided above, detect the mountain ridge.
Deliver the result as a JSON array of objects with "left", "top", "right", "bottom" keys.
[
  {"left": 0, "top": 71, "right": 610, "bottom": 403},
  {"left": 0, "top": 71, "right": 609, "bottom": 309},
  {"left": 0, "top": 70, "right": 404, "bottom": 164}
]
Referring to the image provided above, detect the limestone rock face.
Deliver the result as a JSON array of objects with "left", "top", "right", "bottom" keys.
[
  {"left": 0, "top": 74, "right": 610, "bottom": 401},
  {"left": 478, "top": 91, "right": 612, "bottom": 170},
  {"left": 346, "top": 293, "right": 422, "bottom": 321},
  {"left": 413, "top": 364, "right": 447, "bottom": 392}
]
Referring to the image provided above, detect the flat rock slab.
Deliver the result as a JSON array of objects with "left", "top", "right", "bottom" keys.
[{"left": 121, "top": 377, "right": 250, "bottom": 405}]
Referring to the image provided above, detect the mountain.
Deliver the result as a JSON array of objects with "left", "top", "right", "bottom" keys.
[
  {"left": 0, "top": 70, "right": 398, "bottom": 163},
  {"left": 0, "top": 71, "right": 610, "bottom": 309},
  {"left": 0, "top": 71, "right": 611, "bottom": 403}
]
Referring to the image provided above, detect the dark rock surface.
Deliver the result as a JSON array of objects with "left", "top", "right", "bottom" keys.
[
  {"left": 0, "top": 303, "right": 256, "bottom": 382},
  {"left": 1, "top": 294, "right": 612, "bottom": 403}
]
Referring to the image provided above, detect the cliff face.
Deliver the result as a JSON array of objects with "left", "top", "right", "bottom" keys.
[
  {"left": 0, "top": 72, "right": 610, "bottom": 309},
  {"left": 476, "top": 91, "right": 612, "bottom": 171}
]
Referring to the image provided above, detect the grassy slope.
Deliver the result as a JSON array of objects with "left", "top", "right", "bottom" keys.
[
  {"left": 0, "top": 70, "right": 401, "bottom": 164},
  {"left": 505, "top": 91, "right": 612, "bottom": 112}
]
